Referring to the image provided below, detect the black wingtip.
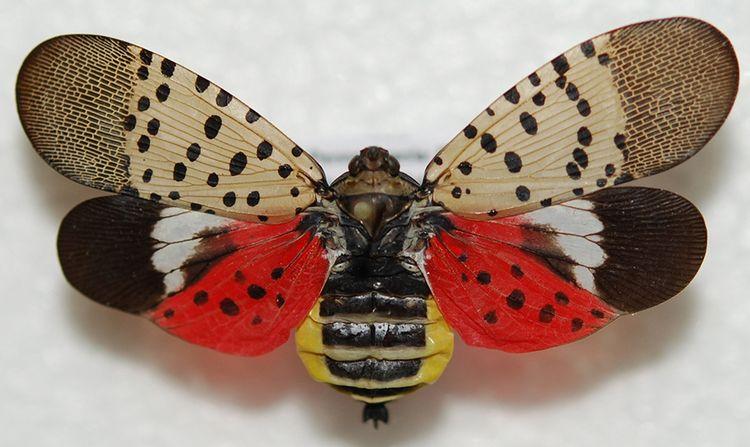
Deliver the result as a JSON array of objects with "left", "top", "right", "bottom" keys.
[{"left": 362, "top": 403, "right": 389, "bottom": 429}]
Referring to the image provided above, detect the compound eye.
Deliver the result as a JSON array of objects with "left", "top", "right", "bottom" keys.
[
  {"left": 348, "top": 156, "right": 362, "bottom": 175},
  {"left": 386, "top": 156, "right": 400, "bottom": 176}
]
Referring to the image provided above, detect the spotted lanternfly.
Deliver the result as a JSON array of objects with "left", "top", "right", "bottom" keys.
[{"left": 17, "top": 17, "right": 738, "bottom": 428}]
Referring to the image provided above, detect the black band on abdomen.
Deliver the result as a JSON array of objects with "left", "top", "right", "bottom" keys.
[
  {"left": 322, "top": 322, "right": 426, "bottom": 347},
  {"left": 325, "top": 357, "right": 422, "bottom": 381},
  {"left": 319, "top": 293, "right": 427, "bottom": 319}
]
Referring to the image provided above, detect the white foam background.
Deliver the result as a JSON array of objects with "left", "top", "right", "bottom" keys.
[{"left": 1, "top": 1, "right": 749, "bottom": 445}]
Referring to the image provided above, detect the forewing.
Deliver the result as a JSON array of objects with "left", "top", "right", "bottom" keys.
[
  {"left": 414, "top": 187, "right": 705, "bottom": 352},
  {"left": 425, "top": 17, "right": 738, "bottom": 218},
  {"left": 17, "top": 35, "right": 324, "bottom": 222},
  {"left": 57, "top": 195, "right": 335, "bottom": 356}
]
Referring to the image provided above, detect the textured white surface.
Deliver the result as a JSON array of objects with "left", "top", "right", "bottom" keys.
[{"left": 1, "top": 1, "right": 749, "bottom": 445}]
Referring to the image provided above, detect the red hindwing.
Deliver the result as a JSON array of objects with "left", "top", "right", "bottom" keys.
[
  {"left": 149, "top": 216, "right": 330, "bottom": 356},
  {"left": 424, "top": 214, "right": 615, "bottom": 352},
  {"left": 57, "top": 196, "right": 332, "bottom": 357},
  {"left": 421, "top": 188, "right": 706, "bottom": 353}
]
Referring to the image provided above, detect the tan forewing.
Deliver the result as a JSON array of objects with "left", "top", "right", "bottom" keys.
[
  {"left": 425, "top": 17, "right": 738, "bottom": 219},
  {"left": 17, "top": 34, "right": 325, "bottom": 222}
]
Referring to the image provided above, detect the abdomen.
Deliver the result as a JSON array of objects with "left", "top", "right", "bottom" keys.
[{"left": 296, "top": 285, "right": 454, "bottom": 403}]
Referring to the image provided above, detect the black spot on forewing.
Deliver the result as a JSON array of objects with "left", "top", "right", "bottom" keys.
[
  {"left": 204, "top": 115, "right": 222, "bottom": 139},
  {"left": 187, "top": 143, "right": 201, "bottom": 162},
  {"left": 137, "top": 96, "right": 150, "bottom": 111},
  {"left": 581, "top": 40, "right": 595, "bottom": 57},
  {"left": 614, "top": 133, "right": 627, "bottom": 150},
  {"left": 245, "top": 108, "right": 261, "bottom": 123},
  {"left": 173, "top": 163, "right": 187, "bottom": 181},
  {"left": 565, "top": 83, "right": 579, "bottom": 101},
  {"left": 139, "top": 49, "right": 153, "bottom": 65},
  {"left": 519, "top": 112, "right": 537, "bottom": 135},
  {"left": 195, "top": 76, "right": 210, "bottom": 93},
  {"left": 137, "top": 66, "right": 149, "bottom": 80},
  {"left": 504, "top": 87, "right": 520, "bottom": 104},
  {"left": 247, "top": 191, "right": 260, "bottom": 206},
  {"left": 257, "top": 141, "right": 273, "bottom": 160},
  {"left": 577, "top": 127, "right": 592, "bottom": 146},
  {"left": 229, "top": 152, "right": 247, "bottom": 176},
  {"left": 207, "top": 173, "right": 219, "bottom": 187},
  {"left": 278, "top": 164, "right": 293, "bottom": 179},
  {"left": 222, "top": 191, "right": 236, "bottom": 207},
  {"left": 458, "top": 161, "right": 472, "bottom": 175},
  {"left": 504, "top": 152, "right": 522, "bottom": 173},
  {"left": 137, "top": 135, "right": 150, "bottom": 153},
  {"left": 124, "top": 114, "right": 136, "bottom": 131},
  {"left": 552, "top": 54, "right": 569, "bottom": 75},
  {"left": 161, "top": 59, "right": 176, "bottom": 77},
  {"left": 577, "top": 99, "right": 591, "bottom": 116},
  {"left": 480, "top": 134, "right": 497, "bottom": 153},
  {"left": 532, "top": 92, "right": 545, "bottom": 106},
  {"left": 156, "top": 83, "right": 170, "bottom": 102},
  {"left": 216, "top": 89, "right": 232, "bottom": 107},
  {"left": 528, "top": 72, "right": 541, "bottom": 86},
  {"left": 515, "top": 185, "right": 530, "bottom": 201},
  {"left": 147, "top": 118, "right": 160, "bottom": 136},
  {"left": 573, "top": 148, "right": 588, "bottom": 168}
]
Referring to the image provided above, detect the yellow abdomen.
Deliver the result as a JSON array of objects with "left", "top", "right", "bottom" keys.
[{"left": 295, "top": 294, "right": 454, "bottom": 403}]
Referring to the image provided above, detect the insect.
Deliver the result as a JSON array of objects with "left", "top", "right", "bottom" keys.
[{"left": 17, "top": 17, "right": 737, "bottom": 427}]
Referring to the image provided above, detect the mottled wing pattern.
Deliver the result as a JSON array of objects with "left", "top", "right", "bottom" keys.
[
  {"left": 58, "top": 196, "right": 335, "bottom": 355},
  {"left": 17, "top": 35, "right": 324, "bottom": 222},
  {"left": 415, "top": 188, "right": 705, "bottom": 352},
  {"left": 424, "top": 17, "right": 738, "bottom": 219}
]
